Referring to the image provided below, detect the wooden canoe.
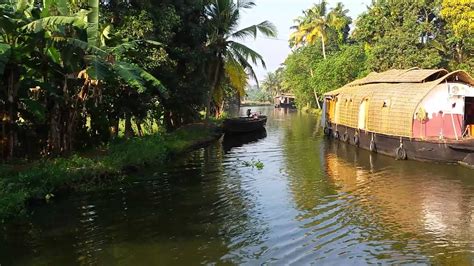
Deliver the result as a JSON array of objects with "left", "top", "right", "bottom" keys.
[{"left": 223, "top": 116, "right": 267, "bottom": 133}]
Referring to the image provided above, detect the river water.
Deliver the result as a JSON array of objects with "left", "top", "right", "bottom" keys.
[{"left": 2, "top": 106, "right": 474, "bottom": 265}]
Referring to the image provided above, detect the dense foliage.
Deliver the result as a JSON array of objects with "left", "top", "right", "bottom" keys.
[
  {"left": 0, "top": 0, "right": 275, "bottom": 160},
  {"left": 245, "top": 84, "right": 272, "bottom": 103},
  {"left": 276, "top": 0, "right": 473, "bottom": 108}
]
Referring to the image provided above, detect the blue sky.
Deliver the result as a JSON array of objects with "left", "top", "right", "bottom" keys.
[{"left": 238, "top": 0, "right": 372, "bottom": 83}]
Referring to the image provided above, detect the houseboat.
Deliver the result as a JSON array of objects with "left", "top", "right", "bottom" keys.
[
  {"left": 274, "top": 94, "right": 296, "bottom": 109},
  {"left": 322, "top": 68, "right": 474, "bottom": 167}
]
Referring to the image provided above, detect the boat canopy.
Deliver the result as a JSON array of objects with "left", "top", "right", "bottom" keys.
[{"left": 324, "top": 68, "right": 474, "bottom": 138}]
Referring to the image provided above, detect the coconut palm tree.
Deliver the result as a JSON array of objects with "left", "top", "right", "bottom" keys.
[
  {"left": 204, "top": 0, "right": 277, "bottom": 118},
  {"left": 290, "top": 1, "right": 351, "bottom": 59},
  {"left": 290, "top": 1, "right": 330, "bottom": 58},
  {"left": 261, "top": 67, "right": 284, "bottom": 97},
  {"left": 328, "top": 2, "right": 352, "bottom": 46}
]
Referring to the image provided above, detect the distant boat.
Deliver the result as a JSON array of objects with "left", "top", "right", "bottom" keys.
[
  {"left": 223, "top": 115, "right": 267, "bottom": 134},
  {"left": 274, "top": 94, "right": 296, "bottom": 109},
  {"left": 322, "top": 68, "right": 474, "bottom": 167}
]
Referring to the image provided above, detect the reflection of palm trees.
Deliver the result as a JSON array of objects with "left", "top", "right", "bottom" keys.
[
  {"left": 215, "top": 140, "right": 273, "bottom": 262},
  {"left": 282, "top": 113, "right": 336, "bottom": 212}
]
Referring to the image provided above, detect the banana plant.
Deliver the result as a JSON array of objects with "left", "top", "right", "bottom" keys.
[{"left": 0, "top": 0, "right": 89, "bottom": 157}]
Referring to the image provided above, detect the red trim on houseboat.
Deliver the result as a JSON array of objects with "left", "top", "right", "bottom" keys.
[{"left": 412, "top": 113, "right": 463, "bottom": 139}]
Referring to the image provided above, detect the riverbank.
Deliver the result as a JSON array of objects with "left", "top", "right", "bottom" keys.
[
  {"left": 0, "top": 122, "right": 222, "bottom": 222},
  {"left": 301, "top": 106, "right": 322, "bottom": 115},
  {"left": 241, "top": 101, "right": 273, "bottom": 107}
]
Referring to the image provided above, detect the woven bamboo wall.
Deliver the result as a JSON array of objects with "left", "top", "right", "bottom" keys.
[
  {"left": 329, "top": 83, "right": 433, "bottom": 137},
  {"left": 325, "top": 69, "right": 474, "bottom": 137},
  {"left": 367, "top": 83, "right": 432, "bottom": 137}
]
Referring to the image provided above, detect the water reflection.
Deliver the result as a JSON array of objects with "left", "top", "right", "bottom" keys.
[
  {"left": 323, "top": 140, "right": 474, "bottom": 264},
  {"left": 222, "top": 128, "right": 267, "bottom": 152},
  {"left": 2, "top": 107, "right": 474, "bottom": 265}
]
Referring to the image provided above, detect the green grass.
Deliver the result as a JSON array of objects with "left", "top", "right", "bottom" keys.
[
  {"left": 301, "top": 107, "right": 323, "bottom": 115},
  {"left": 0, "top": 122, "right": 221, "bottom": 222}
]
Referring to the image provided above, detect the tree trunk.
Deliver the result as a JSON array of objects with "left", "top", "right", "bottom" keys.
[
  {"left": 313, "top": 89, "right": 321, "bottom": 109},
  {"left": 110, "top": 118, "right": 119, "bottom": 139},
  {"left": 124, "top": 113, "right": 134, "bottom": 139},
  {"left": 48, "top": 103, "right": 61, "bottom": 155},
  {"left": 5, "top": 68, "right": 19, "bottom": 159},
  {"left": 136, "top": 120, "right": 143, "bottom": 137},
  {"left": 206, "top": 59, "right": 221, "bottom": 119},
  {"left": 309, "top": 68, "right": 321, "bottom": 109},
  {"left": 64, "top": 77, "right": 77, "bottom": 154},
  {"left": 321, "top": 36, "right": 326, "bottom": 60},
  {"left": 216, "top": 100, "right": 225, "bottom": 118}
]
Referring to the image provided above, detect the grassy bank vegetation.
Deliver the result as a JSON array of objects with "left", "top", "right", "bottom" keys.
[
  {"left": 0, "top": 123, "right": 222, "bottom": 222},
  {"left": 301, "top": 107, "right": 322, "bottom": 115}
]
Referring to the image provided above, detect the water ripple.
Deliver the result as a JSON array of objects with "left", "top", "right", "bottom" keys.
[{"left": 2, "top": 107, "right": 474, "bottom": 265}]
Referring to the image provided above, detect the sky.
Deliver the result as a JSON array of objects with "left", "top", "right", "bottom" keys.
[{"left": 238, "top": 0, "right": 372, "bottom": 83}]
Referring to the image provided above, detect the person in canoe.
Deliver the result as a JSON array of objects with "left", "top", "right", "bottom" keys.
[{"left": 247, "top": 109, "right": 261, "bottom": 119}]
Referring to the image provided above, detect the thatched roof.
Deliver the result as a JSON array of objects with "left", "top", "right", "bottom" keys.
[
  {"left": 345, "top": 68, "right": 449, "bottom": 87},
  {"left": 324, "top": 68, "right": 474, "bottom": 137}
]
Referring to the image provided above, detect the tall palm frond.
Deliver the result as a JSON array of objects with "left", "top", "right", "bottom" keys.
[
  {"left": 231, "top": 20, "right": 276, "bottom": 40},
  {"left": 204, "top": 0, "right": 276, "bottom": 117},
  {"left": 236, "top": 0, "right": 255, "bottom": 9},
  {"left": 225, "top": 58, "right": 248, "bottom": 98},
  {"left": 289, "top": 0, "right": 350, "bottom": 58},
  {"left": 228, "top": 41, "right": 266, "bottom": 68}
]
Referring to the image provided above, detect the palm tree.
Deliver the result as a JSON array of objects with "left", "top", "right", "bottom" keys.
[
  {"left": 290, "top": 1, "right": 330, "bottom": 59},
  {"left": 261, "top": 67, "right": 284, "bottom": 96},
  {"left": 290, "top": 1, "right": 351, "bottom": 59},
  {"left": 204, "top": 0, "right": 277, "bottom": 118},
  {"left": 327, "top": 2, "right": 352, "bottom": 46}
]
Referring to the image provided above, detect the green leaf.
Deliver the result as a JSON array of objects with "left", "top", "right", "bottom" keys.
[
  {"left": 232, "top": 20, "right": 277, "bottom": 40},
  {"left": 46, "top": 46, "right": 61, "bottom": 65},
  {"left": 55, "top": 0, "right": 70, "bottom": 16},
  {"left": 20, "top": 98, "right": 46, "bottom": 122},
  {"left": 85, "top": 56, "right": 113, "bottom": 80},
  {"left": 228, "top": 41, "right": 266, "bottom": 68},
  {"left": 16, "top": 0, "right": 34, "bottom": 12},
  {"left": 113, "top": 62, "right": 168, "bottom": 98},
  {"left": 100, "top": 24, "right": 112, "bottom": 47},
  {"left": 22, "top": 14, "right": 87, "bottom": 33},
  {"left": 52, "top": 37, "right": 108, "bottom": 57},
  {"left": 0, "top": 43, "right": 11, "bottom": 75}
]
